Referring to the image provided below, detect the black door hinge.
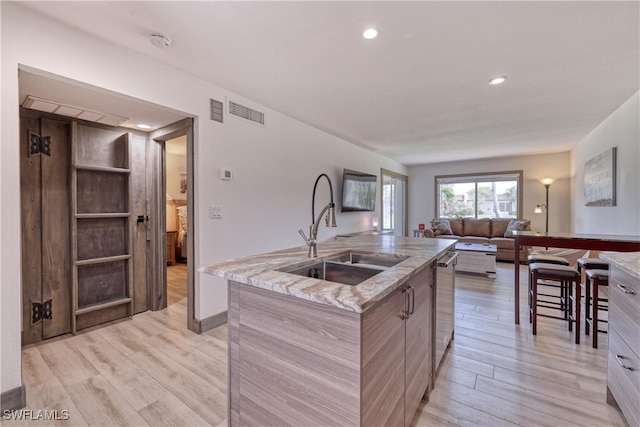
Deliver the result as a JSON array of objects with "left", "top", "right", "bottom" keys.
[
  {"left": 29, "top": 131, "right": 51, "bottom": 156},
  {"left": 32, "top": 299, "right": 53, "bottom": 324}
]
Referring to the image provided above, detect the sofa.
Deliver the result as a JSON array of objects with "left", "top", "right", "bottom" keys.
[{"left": 423, "top": 217, "right": 531, "bottom": 262}]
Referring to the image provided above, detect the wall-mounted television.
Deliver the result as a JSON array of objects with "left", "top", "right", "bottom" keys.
[{"left": 341, "top": 169, "right": 377, "bottom": 212}]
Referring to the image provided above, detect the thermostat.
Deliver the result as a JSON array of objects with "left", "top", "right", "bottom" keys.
[{"left": 220, "top": 169, "right": 233, "bottom": 180}]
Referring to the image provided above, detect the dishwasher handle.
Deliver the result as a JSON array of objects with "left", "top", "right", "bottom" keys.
[{"left": 437, "top": 251, "right": 458, "bottom": 268}]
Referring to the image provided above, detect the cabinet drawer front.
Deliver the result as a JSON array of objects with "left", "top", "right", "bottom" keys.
[
  {"left": 608, "top": 327, "right": 640, "bottom": 427},
  {"left": 362, "top": 287, "right": 406, "bottom": 427},
  {"left": 609, "top": 267, "right": 640, "bottom": 357}
]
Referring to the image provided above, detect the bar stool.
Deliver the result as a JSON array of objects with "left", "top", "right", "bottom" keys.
[
  {"left": 527, "top": 254, "right": 570, "bottom": 318},
  {"left": 584, "top": 269, "right": 609, "bottom": 348},
  {"left": 529, "top": 262, "right": 581, "bottom": 344},
  {"left": 577, "top": 258, "right": 609, "bottom": 348},
  {"left": 577, "top": 258, "right": 608, "bottom": 274},
  {"left": 577, "top": 257, "right": 609, "bottom": 289},
  {"left": 528, "top": 254, "right": 570, "bottom": 266}
]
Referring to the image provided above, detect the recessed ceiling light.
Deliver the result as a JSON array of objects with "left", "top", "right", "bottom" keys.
[
  {"left": 489, "top": 76, "right": 507, "bottom": 86},
  {"left": 137, "top": 124, "right": 152, "bottom": 129},
  {"left": 362, "top": 28, "right": 379, "bottom": 40}
]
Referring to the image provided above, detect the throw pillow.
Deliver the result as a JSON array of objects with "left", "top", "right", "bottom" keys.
[
  {"left": 431, "top": 219, "right": 453, "bottom": 236},
  {"left": 504, "top": 219, "right": 531, "bottom": 238}
]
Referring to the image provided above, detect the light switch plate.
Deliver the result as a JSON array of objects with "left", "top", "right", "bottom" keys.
[{"left": 210, "top": 205, "right": 222, "bottom": 219}]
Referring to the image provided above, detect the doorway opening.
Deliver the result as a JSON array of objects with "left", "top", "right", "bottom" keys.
[
  {"left": 381, "top": 168, "right": 408, "bottom": 236},
  {"left": 149, "top": 119, "right": 196, "bottom": 333},
  {"left": 18, "top": 67, "right": 197, "bottom": 343},
  {"left": 165, "top": 136, "right": 188, "bottom": 308}
]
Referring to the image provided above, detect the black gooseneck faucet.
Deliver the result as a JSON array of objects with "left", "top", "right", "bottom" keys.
[{"left": 298, "top": 173, "right": 337, "bottom": 257}]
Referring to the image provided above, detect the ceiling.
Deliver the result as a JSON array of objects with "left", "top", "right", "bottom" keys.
[
  {"left": 16, "top": 1, "right": 639, "bottom": 165},
  {"left": 19, "top": 67, "right": 189, "bottom": 131}
]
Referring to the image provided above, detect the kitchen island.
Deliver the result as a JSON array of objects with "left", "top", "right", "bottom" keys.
[
  {"left": 599, "top": 251, "right": 640, "bottom": 427},
  {"left": 200, "top": 235, "right": 456, "bottom": 427}
]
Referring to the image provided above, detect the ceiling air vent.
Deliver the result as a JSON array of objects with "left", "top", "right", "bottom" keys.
[
  {"left": 210, "top": 99, "right": 223, "bottom": 123},
  {"left": 228, "top": 100, "right": 265, "bottom": 125}
]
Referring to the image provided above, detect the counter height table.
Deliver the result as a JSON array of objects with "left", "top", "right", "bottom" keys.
[{"left": 513, "top": 231, "right": 640, "bottom": 324}]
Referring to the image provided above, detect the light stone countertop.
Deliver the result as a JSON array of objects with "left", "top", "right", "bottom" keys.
[
  {"left": 599, "top": 251, "right": 640, "bottom": 279},
  {"left": 199, "top": 235, "right": 457, "bottom": 313}
]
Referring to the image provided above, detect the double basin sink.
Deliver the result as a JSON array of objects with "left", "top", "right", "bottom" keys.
[{"left": 279, "top": 251, "right": 408, "bottom": 286}]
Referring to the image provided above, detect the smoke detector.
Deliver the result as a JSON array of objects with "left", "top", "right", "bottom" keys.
[{"left": 149, "top": 34, "right": 171, "bottom": 49}]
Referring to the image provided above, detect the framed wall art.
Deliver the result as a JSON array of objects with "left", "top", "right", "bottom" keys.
[
  {"left": 584, "top": 147, "right": 616, "bottom": 207},
  {"left": 180, "top": 170, "right": 187, "bottom": 194}
]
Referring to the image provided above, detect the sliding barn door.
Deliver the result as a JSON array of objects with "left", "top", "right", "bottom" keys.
[{"left": 21, "top": 115, "right": 72, "bottom": 344}]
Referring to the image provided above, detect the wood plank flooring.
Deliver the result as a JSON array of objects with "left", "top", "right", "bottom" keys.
[
  {"left": 166, "top": 263, "right": 187, "bottom": 307},
  {"left": 9, "top": 263, "right": 626, "bottom": 426},
  {"left": 413, "top": 264, "right": 625, "bottom": 427}
]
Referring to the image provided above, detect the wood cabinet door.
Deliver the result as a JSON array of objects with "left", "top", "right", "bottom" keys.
[
  {"left": 435, "top": 262, "right": 455, "bottom": 371},
  {"left": 21, "top": 115, "right": 72, "bottom": 344},
  {"left": 361, "top": 286, "right": 406, "bottom": 427},
  {"left": 404, "top": 265, "right": 434, "bottom": 425}
]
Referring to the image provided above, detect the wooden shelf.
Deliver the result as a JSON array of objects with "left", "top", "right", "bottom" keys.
[
  {"left": 71, "top": 124, "right": 134, "bottom": 334},
  {"left": 75, "top": 164, "right": 131, "bottom": 174},
  {"left": 75, "top": 213, "right": 131, "bottom": 219},
  {"left": 76, "top": 297, "right": 132, "bottom": 315},
  {"left": 75, "top": 254, "right": 131, "bottom": 266}
]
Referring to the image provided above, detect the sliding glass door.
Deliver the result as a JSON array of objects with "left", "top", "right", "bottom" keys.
[{"left": 381, "top": 169, "right": 408, "bottom": 236}]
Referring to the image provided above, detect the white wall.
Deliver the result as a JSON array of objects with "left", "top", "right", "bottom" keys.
[
  {"left": 0, "top": 3, "right": 406, "bottom": 396},
  {"left": 408, "top": 152, "right": 572, "bottom": 234},
  {"left": 571, "top": 92, "right": 640, "bottom": 235},
  {"left": 166, "top": 153, "right": 187, "bottom": 201},
  {"left": 408, "top": 91, "right": 639, "bottom": 237}
]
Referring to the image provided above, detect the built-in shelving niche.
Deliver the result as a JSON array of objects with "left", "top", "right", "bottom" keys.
[{"left": 71, "top": 123, "right": 133, "bottom": 333}]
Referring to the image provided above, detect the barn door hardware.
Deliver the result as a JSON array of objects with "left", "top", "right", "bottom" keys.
[
  {"left": 136, "top": 215, "right": 149, "bottom": 224},
  {"left": 29, "top": 131, "right": 51, "bottom": 156},
  {"left": 32, "top": 299, "right": 53, "bottom": 324}
]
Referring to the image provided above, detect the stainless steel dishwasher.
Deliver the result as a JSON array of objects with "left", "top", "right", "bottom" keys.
[{"left": 435, "top": 250, "right": 457, "bottom": 374}]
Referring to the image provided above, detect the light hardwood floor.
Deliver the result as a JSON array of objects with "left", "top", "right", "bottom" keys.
[
  {"left": 9, "top": 263, "right": 626, "bottom": 426},
  {"left": 167, "top": 263, "right": 188, "bottom": 307}
]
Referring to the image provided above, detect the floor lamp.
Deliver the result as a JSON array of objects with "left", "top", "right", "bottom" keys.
[{"left": 534, "top": 178, "right": 555, "bottom": 234}]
